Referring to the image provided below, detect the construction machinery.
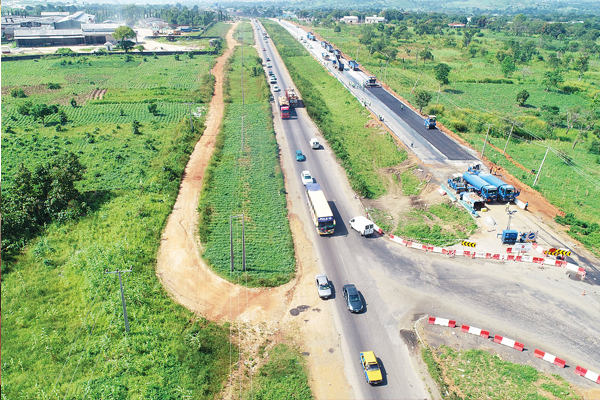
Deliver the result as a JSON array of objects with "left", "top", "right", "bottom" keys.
[
  {"left": 348, "top": 60, "right": 360, "bottom": 70},
  {"left": 363, "top": 76, "right": 380, "bottom": 88},
  {"left": 447, "top": 173, "right": 467, "bottom": 193},
  {"left": 424, "top": 115, "right": 437, "bottom": 129}
]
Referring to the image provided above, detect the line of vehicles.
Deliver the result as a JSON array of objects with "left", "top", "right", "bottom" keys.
[{"left": 262, "top": 21, "right": 384, "bottom": 386}]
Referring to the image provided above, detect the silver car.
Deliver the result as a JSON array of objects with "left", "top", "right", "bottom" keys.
[{"left": 315, "top": 274, "right": 332, "bottom": 299}]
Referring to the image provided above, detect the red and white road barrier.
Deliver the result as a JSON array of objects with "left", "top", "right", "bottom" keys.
[
  {"left": 372, "top": 223, "right": 384, "bottom": 235},
  {"left": 534, "top": 349, "right": 566, "bottom": 368},
  {"left": 461, "top": 324, "right": 490, "bottom": 339},
  {"left": 428, "top": 317, "right": 456, "bottom": 328},
  {"left": 575, "top": 366, "right": 600, "bottom": 384},
  {"left": 493, "top": 335, "right": 524, "bottom": 351}
]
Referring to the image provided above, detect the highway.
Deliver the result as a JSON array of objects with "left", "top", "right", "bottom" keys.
[
  {"left": 254, "top": 19, "right": 600, "bottom": 399},
  {"left": 254, "top": 20, "right": 430, "bottom": 400}
]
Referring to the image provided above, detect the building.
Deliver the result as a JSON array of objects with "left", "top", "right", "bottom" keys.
[
  {"left": 342, "top": 16, "right": 359, "bottom": 24},
  {"left": 448, "top": 23, "right": 466, "bottom": 28},
  {"left": 365, "top": 15, "right": 386, "bottom": 24},
  {"left": 1, "top": 15, "right": 58, "bottom": 39},
  {"left": 14, "top": 28, "right": 85, "bottom": 47}
]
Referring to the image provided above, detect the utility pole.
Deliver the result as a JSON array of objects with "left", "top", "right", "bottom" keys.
[
  {"left": 503, "top": 122, "right": 515, "bottom": 155},
  {"left": 481, "top": 124, "right": 492, "bottom": 157},
  {"left": 533, "top": 147, "right": 549, "bottom": 187},
  {"left": 356, "top": 45, "right": 360, "bottom": 62},
  {"left": 411, "top": 73, "right": 422, "bottom": 94},
  {"left": 105, "top": 267, "right": 133, "bottom": 333}
]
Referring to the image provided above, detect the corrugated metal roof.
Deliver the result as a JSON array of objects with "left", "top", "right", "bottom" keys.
[{"left": 15, "top": 28, "right": 84, "bottom": 38}]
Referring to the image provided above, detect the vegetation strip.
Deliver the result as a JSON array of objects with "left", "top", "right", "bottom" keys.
[
  {"left": 1, "top": 52, "right": 234, "bottom": 397},
  {"left": 198, "top": 23, "right": 295, "bottom": 287}
]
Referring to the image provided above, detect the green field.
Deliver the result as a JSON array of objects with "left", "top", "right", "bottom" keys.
[
  {"left": 1, "top": 49, "right": 235, "bottom": 397},
  {"left": 263, "top": 20, "right": 408, "bottom": 199},
  {"left": 423, "top": 345, "right": 581, "bottom": 400},
  {"left": 308, "top": 22, "right": 600, "bottom": 253},
  {"left": 198, "top": 24, "right": 295, "bottom": 287}
]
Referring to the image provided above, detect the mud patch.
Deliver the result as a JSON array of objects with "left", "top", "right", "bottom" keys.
[
  {"left": 289, "top": 305, "right": 310, "bottom": 316},
  {"left": 400, "top": 329, "right": 418, "bottom": 352}
]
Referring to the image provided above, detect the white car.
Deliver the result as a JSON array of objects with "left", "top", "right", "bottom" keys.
[
  {"left": 300, "top": 170, "right": 313, "bottom": 185},
  {"left": 315, "top": 274, "right": 332, "bottom": 299},
  {"left": 273, "top": 85, "right": 280, "bottom": 92},
  {"left": 267, "top": 63, "right": 272, "bottom": 68}
]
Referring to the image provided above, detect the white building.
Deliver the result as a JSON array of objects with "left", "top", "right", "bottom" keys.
[
  {"left": 342, "top": 16, "right": 359, "bottom": 24},
  {"left": 365, "top": 15, "right": 386, "bottom": 24}
]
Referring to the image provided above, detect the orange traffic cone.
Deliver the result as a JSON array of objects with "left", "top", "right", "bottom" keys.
[{"left": 582, "top": 290, "right": 586, "bottom": 296}]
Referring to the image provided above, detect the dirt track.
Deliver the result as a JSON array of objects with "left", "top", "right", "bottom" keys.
[{"left": 155, "top": 23, "right": 295, "bottom": 324}]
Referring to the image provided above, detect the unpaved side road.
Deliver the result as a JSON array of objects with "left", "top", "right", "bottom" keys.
[{"left": 156, "top": 23, "right": 292, "bottom": 324}]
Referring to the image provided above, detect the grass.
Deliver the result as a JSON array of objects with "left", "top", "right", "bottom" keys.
[
  {"left": 399, "top": 168, "right": 426, "bottom": 196},
  {"left": 198, "top": 24, "right": 295, "bottom": 287},
  {"left": 1, "top": 44, "right": 235, "bottom": 397},
  {"left": 394, "top": 203, "right": 478, "bottom": 246},
  {"left": 426, "top": 345, "right": 581, "bottom": 400},
  {"left": 307, "top": 22, "right": 600, "bottom": 254},
  {"left": 246, "top": 344, "right": 313, "bottom": 400},
  {"left": 263, "top": 19, "right": 408, "bottom": 199}
]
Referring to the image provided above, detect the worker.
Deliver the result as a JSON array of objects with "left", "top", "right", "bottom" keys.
[
  {"left": 401, "top": 103, "right": 404, "bottom": 110},
  {"left": 505, "top": 203, "right": 510, "bottom": 212},
  {"left": 524, "top": 202, "right": 529, "bottom": 211}
]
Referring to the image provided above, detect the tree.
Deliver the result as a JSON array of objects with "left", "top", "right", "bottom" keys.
[
  {"left": 463, "top": 29, "right": 475, "bottom": 47},
  {"left": 334, "top": 25, "right": 341, "bottom": 33},
  {"left": 120, "top": 40, "right": 135, "bottom": 52},
  {"left": 148, "top": 103, "right": 158, "bottom": 115},
  {"left": 59, "top": 110, "right": 68, "bottom": 125},
  {"left": 174, "top": 54, "right": 180, "bottom": 61},
  {"left": 414, "top": 90, "right": 432, "bottom": 112},
  {"left": 30, "top": 103, "right": 59, "bottom": 125},
  {"left": 574, "top": 56, "right": 589, "bottom": 81},
  {"left": 70, "top": 97, "right": 77, "bottom": 107},
  {"left": 564, "top": 108, "right": 580, "bottom": 136},
  {"left": 420, "top": 48, "right": 434, "bottom": 62},
  {"left": 132, "top": 120, "right": 141, "bottom": 135},
  {"left": 501, "top": 56, "right": 516, "bottom": 77},
  {"left": 541, "top": 70, "right": 563, "bottom": 91},
  {"left": 113, "top": 26, "right": 136, "bottom": 43},
  {"left": 434, "top": 63, "right": 451, "bottom": 86},
  {"left": 516, "top": 90, "right": 530, "bottom": 107}
]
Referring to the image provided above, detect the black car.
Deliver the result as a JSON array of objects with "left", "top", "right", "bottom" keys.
[{"left": 342, "top": 284, "right": 364, "bottom": 313}]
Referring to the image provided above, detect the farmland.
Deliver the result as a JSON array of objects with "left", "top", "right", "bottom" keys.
[
  {"left": 1, "top": 48, "right": 235, "bottom": 397},
  {"left": 307, "top": 21, "right": 600, "bottom": 253},
  {"left": 198, "top": 23, "right": 296, "bottom": 287}
]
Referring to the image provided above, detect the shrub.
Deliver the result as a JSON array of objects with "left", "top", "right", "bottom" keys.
[
  {"left": 46, "top": 83, "right": 61, "bottom": 90},
  {"left": 428, "top": 104, "right": 445, "bottom": 116},
  {"left": 10, "top": 88, "right": 27, "bottom": 98}
]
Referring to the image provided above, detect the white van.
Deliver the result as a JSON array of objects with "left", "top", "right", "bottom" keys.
[
  {"left": 349, "top": 216, "right": 374, "bottom": 236},
  {"left": 309, "top": 138, "right": 320, "bottom": 149}
]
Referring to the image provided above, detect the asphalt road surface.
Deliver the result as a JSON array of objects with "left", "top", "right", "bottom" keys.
[
  {"left": 366, "top": 87, "right": 476, "bottom": 161},
  {"left": 256, "top": 20, "right": 600, "bottom": 399}
]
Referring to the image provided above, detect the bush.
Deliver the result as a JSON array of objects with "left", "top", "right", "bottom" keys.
[
  {"left": 428, "top": 104, "right": 445, "bottom": 116},
  {"left": 449, "top": 119, "right": 467, "bottom": 132},
  {"left": 46, "top": 83, "right": 61, "bottom": 90},
  {"left": 10, "top": 88, "right": 27, "bottom": 98}
]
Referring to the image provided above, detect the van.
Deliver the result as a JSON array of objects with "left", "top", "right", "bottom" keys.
[
  {"left": 349, "top": 216, "right": 374, "bottom": 236},
  {"left": 309, "top": 138, "right": 320, "bottom": 149}
]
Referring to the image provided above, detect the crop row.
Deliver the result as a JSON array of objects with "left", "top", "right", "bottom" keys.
[{"left": 2, "top": 102, "right": 189, "bottom": 127}]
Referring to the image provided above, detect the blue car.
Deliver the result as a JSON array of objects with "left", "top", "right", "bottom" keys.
[{"left": 296, "top": 150, "right": 305, "bottom": 161}]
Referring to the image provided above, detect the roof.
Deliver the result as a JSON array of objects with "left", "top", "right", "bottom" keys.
[
  {"left": 14, "top": 29, "right": 84, "bottom": 39},
  {"left": 361, "top": 351, "right": 377, "bottom": 364}
]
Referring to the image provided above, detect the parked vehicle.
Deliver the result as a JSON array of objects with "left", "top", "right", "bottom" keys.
[
  {"left": 300, "top": 170, "right": 313, "bottom": 185},
  {"left": 349, "top": 216, "right": 374, "bottom": 236},
  {"left": 267, "top": 63, "right": 272, "bottom": 68},
  {"left": 477, "top": 174, "right": 521, "bottom": 203},
  {"left": 342, "top": 284, "right": 363, "bottom": 313},
  {"left": 307, "top": 32, "right": 316, "bottom": 41},
  {"left": 424, "top": 115, "right": 437, "bottom": 129},
  {"left": 462, "top": 172, "right": 498, "bottom": 202},
  {"left": 273, "top": 85, "right": 280, "bottom": 92},
  {"left": 360, "top": 351, "right": 383, "bottom": 385},
  {"left": 269, "top": 76, "right": 277, "bottom": 84},
  {"left": 348, "top": 60, "right": 360, "bottom": 71},
  {"left": 447, "top": 173, "right": 467, "bottom": 193},
  {"left": 333, "top": 49, "right": 342, "bottom": 59},
  {"left": 315, "top": 274, "right": 332, "bottom": 299},
  {"left": 461, "top": 192, "right": 485, "bottom": 211},
  {"left": 337, "top": 61, "right": 344, "bottom": 71},
  {"left": 295, "top": 150, "right": 305, "bottom": 161},
  {"left": 309, "top": 138, "right": 320, "bottom": 149}
]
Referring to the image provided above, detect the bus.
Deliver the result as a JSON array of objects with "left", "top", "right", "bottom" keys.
[{"left": 305, "top": 183, "right": 335, "bottom": 235}]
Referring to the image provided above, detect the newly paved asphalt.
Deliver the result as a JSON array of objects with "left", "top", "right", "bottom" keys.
[{"left": 366, "top": 87, "right": 476, "bottom": 161}]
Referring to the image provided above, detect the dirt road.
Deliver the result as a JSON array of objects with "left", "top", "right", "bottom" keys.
[{"left": 155, "top": 23, "right": 293, "bottom": 323}]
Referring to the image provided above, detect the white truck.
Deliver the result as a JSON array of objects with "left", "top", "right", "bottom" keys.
[
  {"left": 349, "top": 216, "right": 374, "bottom": 236},
  {"left": 309, "top": 138, "right": 320, "bottom": 149}
]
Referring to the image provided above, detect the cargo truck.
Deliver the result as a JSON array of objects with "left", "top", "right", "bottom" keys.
[
  {"left": 462, "top": 172, "right": 498, "bottom": 202},
  {"left": 278, "top": 96, "right": 290, "bottom": 119},
  {"left": 447, "top": 173, "right": 467, "bottom": 193},
  {"left": 348, "top": 60, "right": 360, "bottom": 70},
  {"left": 307, "top": 32, "right": 316, "bottom": 41},
  {"left": 424, "top": 115, "right": 437, "bottom": 129},
  {"left": 285, "top": 87, "right": 299, "bottom": 107},
  {"left": 337, "top": 61, "right": 344, "bottom": 71}
]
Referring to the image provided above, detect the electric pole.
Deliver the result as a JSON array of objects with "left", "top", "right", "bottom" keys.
[
  {"left": 481, "top": 124, "right": 492, "bottom": 157},
  {"left": 533, "top": 147, "right": 550, "bottom": 187},
  {"left": 503, "top": 122, "right": 515, "bottom": 155},
  {"left": 105, "top": 267, "right": 133, "bottom": 333}
]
